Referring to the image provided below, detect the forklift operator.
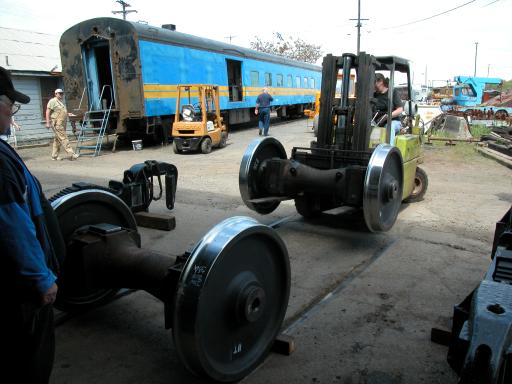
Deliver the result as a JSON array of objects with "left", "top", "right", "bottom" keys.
[{"left": 373, "top": 73, "right": 403, "bottom": 145}]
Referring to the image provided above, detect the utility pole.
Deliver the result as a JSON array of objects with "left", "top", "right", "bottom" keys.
[
  {"left": 473, "top": 42, "right": 478, "bottom": 77},
  {"left": 487, "top": 64, "right": 490, "bottom": 77},
  {"left": 112, "top": 0, "right": 137, "bottom": 20},
  {"left": 225, "top": 35, "right": 236, "bottom": 44},
  {"left": 349, "top": 0, "right": 369, "bottom": 54}
]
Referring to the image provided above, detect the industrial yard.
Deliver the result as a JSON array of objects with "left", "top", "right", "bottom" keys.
[
  {"left": 2, "top": 1, "right": 512, "bottom": 383},
  {"left": 17, "top": 118, "right": 511, "bottom": 384}
]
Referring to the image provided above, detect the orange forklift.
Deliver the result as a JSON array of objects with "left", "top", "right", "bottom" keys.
[{"left": 171, "top": 84, "right": 228, "bottom": 154}]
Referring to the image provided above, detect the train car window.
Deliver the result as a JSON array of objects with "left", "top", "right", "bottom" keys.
[
  {"left": 276, "top": 74, "right": 283, "bottom": 87},
  {"left": 310, "top": 78, "right": 315, "bottom": 89},
  {"left": 303, "top": 77, "right": 308, "bottom": 88},
  {"left": 295, "top": 76, "right": 300, "bottom": 88},
  {"left": 250, "top": 71, "right": 260, "bottom": 87},
  {"left": 264, "top": 73, "right": 272, "bottom": 86},
  {"left": 287, "top": 75, "right": 293, "bottom": 88}
]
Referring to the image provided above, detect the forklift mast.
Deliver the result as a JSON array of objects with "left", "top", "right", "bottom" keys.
[{"left": 316, "top": 52, "right": 413, "bottom": 151}]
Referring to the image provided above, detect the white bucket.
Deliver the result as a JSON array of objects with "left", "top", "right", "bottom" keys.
[{"left": 132, "top": 140, "right": 143, "bottom": 151}]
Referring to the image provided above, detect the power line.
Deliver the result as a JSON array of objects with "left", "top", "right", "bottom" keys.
[
  {"left": 383, "top": 0, "right": 476, "bottom": 30},
  {"left": 483, "top": 0, "right": 501, "bottom": 6}
]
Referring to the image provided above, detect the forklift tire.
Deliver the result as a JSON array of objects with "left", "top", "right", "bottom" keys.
[
  {"left": 172, "top": 141, "right": 182, "bottom": 154},
  {"left": 295, "top": 196, "right": 322, "bottom": 219},
  {"left": 201, "top": 137, "right": 213, "bottom": 154},
  {"left": 218, "top": 132, "right": 227, "bottom": 148},
  {"left": 404, "top": 167, "right": 428, "bottom": 203}
]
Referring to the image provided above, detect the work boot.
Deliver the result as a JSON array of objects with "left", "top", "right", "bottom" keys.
[
  {"left": 51, "top": 156, "right": 62, "bottom": 161},
  {"left": 258, "top": 129, "right": 262, "bottom": 136},
  {"left": 71, "top": 153, "right": 79, "bottom": 160}
]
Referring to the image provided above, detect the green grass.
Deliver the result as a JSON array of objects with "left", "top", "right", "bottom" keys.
[
  {"left": 469, "top": 124, "right": 492, "bottom": 138},
  {"left": 424, "top": 139, "right": 482, "bottom": 160},
  {"left": 423, "top": 128, "right": 485, "bottom": 160}
]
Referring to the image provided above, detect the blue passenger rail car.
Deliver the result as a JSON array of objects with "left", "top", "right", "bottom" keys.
[{"left": 60, "top": 17, "right": 321, "bottom": 140}]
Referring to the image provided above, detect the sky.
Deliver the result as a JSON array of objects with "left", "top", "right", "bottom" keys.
[{"left": 1, "top": 0, "right": 511, "bottom": 84}]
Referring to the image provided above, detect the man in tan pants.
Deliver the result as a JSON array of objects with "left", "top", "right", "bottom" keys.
[{"left": 46, "top": 89, "right": 78, "bottom": 160}]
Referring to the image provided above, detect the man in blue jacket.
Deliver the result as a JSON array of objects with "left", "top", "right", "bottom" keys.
[
  {"left": 255, "top": 87, "right": 273, "bottom": 136},
  {"left": 0, "top": 66, "right": 59, "bottom": 383}
]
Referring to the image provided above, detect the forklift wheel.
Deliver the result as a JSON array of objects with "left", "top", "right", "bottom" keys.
[
  {"left": 201, "top": 137, "right": 212, "bottom": 154},
  {"left": 172, "top": 141, "right": 182, "bottom": 154},
  {"left": 404, "top": 167, "right": 428, "bottom": 203},
  {"left": 218, "top": 132, "right": 227, "bottom": 148}
]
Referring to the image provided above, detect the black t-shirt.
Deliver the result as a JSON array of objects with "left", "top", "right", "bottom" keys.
[{"left": 373, "top": 88, "right": 403, "bottom": 121}]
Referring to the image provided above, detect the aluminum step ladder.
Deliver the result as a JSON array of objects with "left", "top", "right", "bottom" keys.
[{"left": 75, "top": 85, "right": 114, "bottom": 157}]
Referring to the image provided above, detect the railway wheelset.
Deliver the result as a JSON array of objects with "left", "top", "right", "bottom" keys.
[
  {"left": 49, "top": 163, "right": 290, "bottom": 383},
  {"left": 240, "top": 52, "right": 428, "bottom": 231}
]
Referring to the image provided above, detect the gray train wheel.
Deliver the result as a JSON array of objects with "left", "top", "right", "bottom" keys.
[
  {"left": 363, "top": 144, "right": 404, "bottom": 232},
  {"left": 239, "top": 137, "right": 287, "bottom": 214},
  {"left": 173, "top": 216, "right": 290, "bottom": 382},
  {"left": 51, "top": 189, "right": 137, "bottom": 311}
]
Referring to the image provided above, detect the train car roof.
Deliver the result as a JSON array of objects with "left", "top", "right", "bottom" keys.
[{"left": 61, "top": 17, "right": 321, "bottom": 72}]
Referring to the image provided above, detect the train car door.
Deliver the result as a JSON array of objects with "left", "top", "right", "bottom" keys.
[
  {"left": 82, "top": 37, "right": 116, "bottom": 111},
  {"left": 226, "top": 59, "right": 243, "bottom": 102}
]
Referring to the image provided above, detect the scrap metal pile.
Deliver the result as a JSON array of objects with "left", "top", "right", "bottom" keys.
[
  {"left": 481, "top": 126, "right": 512, "bottom": 157},
  {"left": 482, "top": 89, "right": 512, "bottom": 111}
]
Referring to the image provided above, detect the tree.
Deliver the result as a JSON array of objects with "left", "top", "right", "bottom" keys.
[{"left": 250, "top": 34, "right": 322, "bottom": 64}]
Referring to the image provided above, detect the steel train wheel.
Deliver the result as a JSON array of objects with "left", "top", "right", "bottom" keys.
[
  {"left": 173, "top": 216, "right": 290, "bottom": 382},
  {"left": 363, "top": 144, "right": 403, "bottom": 232},
  {"left": 239, "top": 137, "right": 287, "bottom": 214},
  {"left": 51, "top": 189, "right": 137, "bottom": 311}
]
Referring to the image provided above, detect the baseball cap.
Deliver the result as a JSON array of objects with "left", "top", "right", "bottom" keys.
[
  {"left": 55, "top": 88, "right": 64, "bottom": 94},
  {"left": 0, "top": 66, "right": 30, "bottom": 104}
]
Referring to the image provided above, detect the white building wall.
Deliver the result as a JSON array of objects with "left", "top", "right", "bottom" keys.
[{"left": 12, "top": 75, "right": 59, "bottom": 143}]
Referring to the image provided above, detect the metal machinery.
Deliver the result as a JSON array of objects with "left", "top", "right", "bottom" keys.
[
  {"left": 432, "top": 207, "right": 512, "bottom": 383},
  {"left": 239, "top": 52, "right": 428, "bottom": 232},
  {"left": 50, "top": 160, "right": 178, "bottom": 214},
  {"left": 172, "top": 85, "right": 228, "bottom": 154},
  {"left": 48, "top": 165, "right": 290, "bottom": 382}
]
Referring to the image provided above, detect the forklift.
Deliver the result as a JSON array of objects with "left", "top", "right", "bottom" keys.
[
  {"left": 171, "top": 84, "right": 228, "bottom": 154},
  {"left": 239, "top": 52, "right": 428, "bottom": 232}
]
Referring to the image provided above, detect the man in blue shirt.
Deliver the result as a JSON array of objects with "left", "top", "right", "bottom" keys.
[
  {"left": 0, "top": 66, "right": 59, "bottom": 383},
  {"left": 255, "top": 87, "right": 273, "bottom": 136}
]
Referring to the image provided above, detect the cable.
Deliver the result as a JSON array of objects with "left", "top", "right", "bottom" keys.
[{"left": 383, "top": 0, "right": 477, "bottom": 30}]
